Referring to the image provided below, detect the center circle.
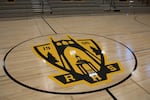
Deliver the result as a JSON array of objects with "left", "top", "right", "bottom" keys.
[{"left": 3, "top": 33, "right": 137, "bottom": 94}]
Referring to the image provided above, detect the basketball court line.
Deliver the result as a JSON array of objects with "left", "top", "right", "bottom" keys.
[
  {"left": 31, "top": 16, "right": 58, "bottom": 36},
  {"left": 36, "top": 15, "right": 150, "bottom": 99},
  {"left": 0, "top": 14, "right": 150, "bottom": 100},
  {"left": 13, "top": 15, "right": 140, "bottom": 99},
  {"left": 106, "top": 89, "right": 117, "bottom": 100},
  {"left": 134, "top": 16, "right": 150, "bottom": 27},
  {"left": 2, "top": 33, "right": 138, "bottom": 100},
  {"left": 32, "top": 16, "right": 125, "bottom": 99},
  {"left": 41, "top": 16, "right": 58, "bottom": 34},
  {"left": 39, "top": 14, "right": 148, "bottom": 36}
]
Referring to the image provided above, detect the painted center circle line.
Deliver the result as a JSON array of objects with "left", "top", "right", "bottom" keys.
[{"left": 3, "top": 33, "right": 137, "bottom": 95}]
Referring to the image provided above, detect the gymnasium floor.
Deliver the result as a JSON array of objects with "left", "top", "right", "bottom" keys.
[{"left": 0, "top": 13, "right": 150, "bottom": 100}]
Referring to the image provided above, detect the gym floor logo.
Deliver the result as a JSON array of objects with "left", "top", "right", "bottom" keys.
[{"left": 33, "top": 36, "right": 123, "bottom": 87}]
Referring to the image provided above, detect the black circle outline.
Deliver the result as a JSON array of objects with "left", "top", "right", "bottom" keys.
[{"left": 2, "top": 33, "right": 137, "bottom": 95}]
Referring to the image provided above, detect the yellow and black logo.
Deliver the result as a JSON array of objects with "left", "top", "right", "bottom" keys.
[{"left": 33, "top": 36, "right": 123, "bottom": 87}]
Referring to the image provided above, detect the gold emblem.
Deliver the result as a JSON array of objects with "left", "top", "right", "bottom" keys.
[{"left": 33, "top": 35, "right": 123, "bottom": 87}]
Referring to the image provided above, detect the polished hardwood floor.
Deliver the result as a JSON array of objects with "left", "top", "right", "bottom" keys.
[{"left": 0, "top": 13, "right": 150, "bottom": 100}]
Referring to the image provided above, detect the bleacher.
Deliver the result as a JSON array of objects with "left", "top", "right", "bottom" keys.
[
  {"left": 0, "top": 0, "right": 150, "bottom": 18},
  {"left": 0, "top": 0, "right": 43, "bottom": 18},
  {"left": 0, "top": 0, "right": 30, "bottom": 17},
  {"left": 48, "top": 0, "right": 103, "bottom": 14}
]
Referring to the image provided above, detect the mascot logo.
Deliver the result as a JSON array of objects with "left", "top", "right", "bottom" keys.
[{"left": 33, "top": 36, "right": 123, "bottom": 87}]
